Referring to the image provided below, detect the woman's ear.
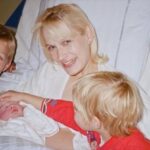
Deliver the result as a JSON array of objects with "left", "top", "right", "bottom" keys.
[{"left": 85, "top": 26, "right": 94, "bottom": 44}]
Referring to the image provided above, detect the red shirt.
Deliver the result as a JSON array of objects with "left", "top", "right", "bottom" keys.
[
  {"left": 41, "top": 99, "right": 86, "bottom": 134},
  {"left": 41, "top": 98, "right": 100, "bottom": 147},
  {"left": 99, "top": 129, "right": 150, "bottom": 150}
]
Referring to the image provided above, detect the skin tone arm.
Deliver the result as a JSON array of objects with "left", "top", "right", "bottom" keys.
[
  {"left": 46, "top": 128, "right": 74, "bottom": 150},
  {"left": 0, "top": 90, "right": 43, "bottom": 109}
]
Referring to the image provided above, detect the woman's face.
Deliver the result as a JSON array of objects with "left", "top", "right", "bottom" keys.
[{"left": 42, "top": 25, "right": 92, "bottom": 76}]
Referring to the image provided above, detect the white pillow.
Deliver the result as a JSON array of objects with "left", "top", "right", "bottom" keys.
[
  {"left": 14, "top": 0, "right": 150, "bottom": 84},
  {"left": 115, "top": 0, "right": 150, "bottom": 82},
  {"left": 140, "top": 50, "right": 150, "bottom": 96}
]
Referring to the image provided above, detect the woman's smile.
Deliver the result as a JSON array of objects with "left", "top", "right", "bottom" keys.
[{"left": 62, "top": 57, "right": 76, "bottom": 68}]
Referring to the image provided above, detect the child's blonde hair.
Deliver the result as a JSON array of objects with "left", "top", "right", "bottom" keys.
[
  {"left": 73, "top": 71, "right": 144, "bottom": 136},
  {"left": 0, "top": 24, "right": 16, "bottom": 60},
  {"left": 34, "top": 3, "right": 107, "bottom": 64}
]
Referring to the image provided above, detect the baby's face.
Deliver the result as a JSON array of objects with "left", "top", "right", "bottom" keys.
[{"left": 0, "top": 101, "right": 24, "bottom": 121}]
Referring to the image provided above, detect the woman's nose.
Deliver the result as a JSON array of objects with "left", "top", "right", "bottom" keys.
[{"left": 57, "top": 47, "right": 66, "bottom": 60}]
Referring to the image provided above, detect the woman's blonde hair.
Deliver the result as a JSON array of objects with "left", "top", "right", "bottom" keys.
[
  {"left": 73, "top": 71, "right": 144, "bottom": 136},
  {"left": 34, "top": 3, "right": 107, "bottom": 64},
  {"left": 0, "top": 24, "right": 16, "bottom": 60}
]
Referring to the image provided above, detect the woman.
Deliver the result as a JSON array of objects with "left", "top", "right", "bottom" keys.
[{"left": 0, "top": 3, "right": 105, "bottom": 149}]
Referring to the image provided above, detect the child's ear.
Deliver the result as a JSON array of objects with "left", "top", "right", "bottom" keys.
[{"left": 91, "top": 116, "right": 101, "bottom": 130}]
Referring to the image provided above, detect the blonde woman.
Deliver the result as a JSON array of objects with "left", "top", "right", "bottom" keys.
[
  {"left": 0, "top": 3, "right": 106, "bottom": 149},
  {"left": 73, "top": 71, "right": 150, "bottom": 150}
]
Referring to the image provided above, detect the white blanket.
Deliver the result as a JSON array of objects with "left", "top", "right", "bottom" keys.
[{"left": 0, "top": 103, "right": 59, "bottom": 145}]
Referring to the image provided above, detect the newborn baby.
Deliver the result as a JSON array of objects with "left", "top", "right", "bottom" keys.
[
  {"left": 0, "top": 101, "right": 24, "bottom": 121},
  {"left": 0, "top": 101, "right": 59, "bottom": 145}
]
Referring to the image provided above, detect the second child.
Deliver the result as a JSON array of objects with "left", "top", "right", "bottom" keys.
[
  {"left": 0, "top": 24, "right": 16, "bottom": 75},
  {"left": 73, "top": 71, "right": 150, "bottom": 150}
]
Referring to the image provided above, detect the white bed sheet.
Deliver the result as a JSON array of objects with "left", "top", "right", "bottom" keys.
[{"left": 0, "top": 136, "right": 51, "bottom": 150}]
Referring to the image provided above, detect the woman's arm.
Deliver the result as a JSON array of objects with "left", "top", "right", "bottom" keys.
[
  {"left": 0, "top": 90, "right": 43, "bottom": 109},
  {"left": 46, "top": 127, "right": 74, "bottom": 150}
]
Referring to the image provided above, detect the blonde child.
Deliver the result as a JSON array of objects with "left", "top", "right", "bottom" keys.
[
  {"left": 0, "top": 24, "right": 16, "bottom": 75},
  {"left": 73, "top": 71, "right": 150, "bottom": 150}
]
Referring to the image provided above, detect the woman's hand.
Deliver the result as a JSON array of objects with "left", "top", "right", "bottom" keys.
[{"left": 0, "top": 90, "right": 43, "bottom": 109}]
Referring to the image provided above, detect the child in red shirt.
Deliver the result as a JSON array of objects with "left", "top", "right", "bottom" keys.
[{"left": 72, "top": 71, "right": 150, "bottom": 150}]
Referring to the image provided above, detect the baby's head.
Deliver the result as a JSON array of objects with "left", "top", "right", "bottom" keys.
[
  {"left": 0, "top": 101, "right": 24, "bottom": 121},
  {"left": 73, "top": 71, "right": 144, "bottom": 136},
  {"left": 0, "top": 24, "right": 16, "bottom": 74}
]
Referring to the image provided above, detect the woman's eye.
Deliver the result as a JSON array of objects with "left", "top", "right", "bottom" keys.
[{"left": 63, "top": 40, "right": 71, "bottom": 46}]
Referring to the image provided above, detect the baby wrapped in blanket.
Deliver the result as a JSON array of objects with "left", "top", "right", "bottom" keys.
[
  {"left": 0, "top": 101, "right": 59, "bottom": 145},
  {"left": 0, "top": 100, "right": 91, "bottom": 150}
]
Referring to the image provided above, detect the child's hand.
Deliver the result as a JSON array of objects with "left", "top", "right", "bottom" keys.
[
  {"left": 0, "top": 90, "right": 24, "bottom": 103},
  {"left": 6, "top": 61, "right": 16, "bottom": 72},
  {"left": 0, "top": 90, "right": 44, "bottom": 110}
]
